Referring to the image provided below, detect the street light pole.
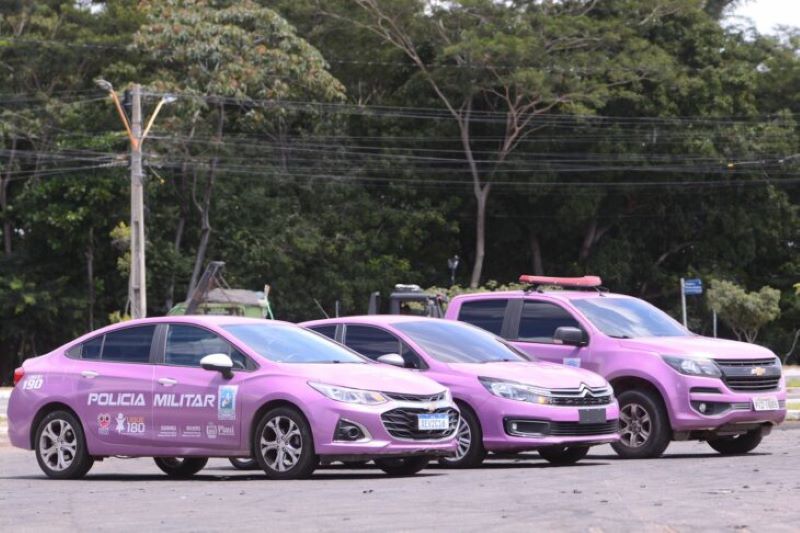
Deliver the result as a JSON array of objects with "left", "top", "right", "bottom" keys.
[
  {"left": 96, "top": 80, "right": 174, "bottom": 319},
  {"left": 129, "top": 84, "right": 146, "bottom": 319}
]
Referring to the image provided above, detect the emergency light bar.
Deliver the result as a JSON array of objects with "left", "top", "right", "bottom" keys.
[{"left": 518, "top": 275, "right": 603, "bottom": 288}]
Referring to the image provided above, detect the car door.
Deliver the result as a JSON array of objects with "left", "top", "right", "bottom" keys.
[
  {"left": 507, "top": 299, "right": 594, "bottom": 370},
  {"left": 73, "top": 325, "right": 156, "bottom": 448},
  {"left": 152, "top": 324, "right": 254, "bottom": 450},
  {"left": 342, "top": 325, "right": 426, "bottom": 369}
]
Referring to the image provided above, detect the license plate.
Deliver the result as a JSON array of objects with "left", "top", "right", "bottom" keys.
[
  {"left": 417, "top": 413, "right": 449, "bottom": 431},
  {"left": 578, "top": 408, "right": 606, "bottom": 424},
  {"left": 753, "top": 397, "right": 779, "bottom": 411}
]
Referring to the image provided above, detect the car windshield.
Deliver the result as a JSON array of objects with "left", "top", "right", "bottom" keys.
[
  {"left": 394, "top": 320, "right": 529, "bottom": 364},
  {"left": 224, "top": 324, "right": 367, "bottom": 364},
  {"left": 571, "top": 297, "right": 689, "bottom": 338}
]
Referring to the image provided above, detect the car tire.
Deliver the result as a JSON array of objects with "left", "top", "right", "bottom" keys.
[
  {"left": 154, "top": 457, "right": 208, "bottom": 478},
  {"left": 253, "top": 406, "right": 318, "bottom": 480},
  {"left": 374, "top": 456, "right": 431, "bottom": 477},
  {"left": 35, "top": 410, "right": 94, "bottom": 479},
  {"left": 707, "top": 429, "right": 763, "bottom": 455},
  {"left": 611, "top": 389, "right": 671, "bottom": 459},
  {"left": 538, "top": 445, "right": 590, "bottom": 466},
  {"left": 438, "top": 405, "right": 486, "bottom": 468},
  {"left": 228, "top": 457, "right": 259, "bottom": 470}
]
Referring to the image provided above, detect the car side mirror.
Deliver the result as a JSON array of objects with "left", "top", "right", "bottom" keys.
[
  {"left": 200, "top": 353, "right": 234, "bottom": 379},
  {"left": 376, "top": 353, "right": 406, "bottom": 368},
  {"left": 553, "top": 327, "right": 587, "bottom": 347}
]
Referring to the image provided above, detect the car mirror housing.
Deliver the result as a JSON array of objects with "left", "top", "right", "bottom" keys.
[
  {"left": 200, "top": 353, "right": 234, "bottom": 379},
  {"left": 376, "top": 353, "right": 406, "bottom": 368},
  {"left": 553, "top": 327, "right": 587, "bottom": 347}
]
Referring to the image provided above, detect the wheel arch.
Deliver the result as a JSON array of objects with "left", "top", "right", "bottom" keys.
[
  {"left": 29, "top": 402, "right": 81, "bottom": 448},
  {"left": 609, "top": 375, "right": 673, "bottom": 426},
  {"left": 248, "top": 398, "right": 310, "bottom": 455}
]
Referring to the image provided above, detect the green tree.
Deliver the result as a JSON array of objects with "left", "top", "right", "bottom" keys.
[{"left": 706, "top": 279, "right": 781, "bottom": 343}]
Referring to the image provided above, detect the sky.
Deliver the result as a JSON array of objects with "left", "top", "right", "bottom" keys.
[{"left": 731, "top": 0, "right": 800, "bottom": 34}]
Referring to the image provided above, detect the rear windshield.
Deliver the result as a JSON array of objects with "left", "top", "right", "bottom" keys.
[
  {"left": 223, "top": 324, "right": 366, "bottom": 364},
  {"left": 394, "top": 320, "right": 529, "bottom": 364},
  {"left": 571, "top": 297, "right": 689, "bottom": 338}
]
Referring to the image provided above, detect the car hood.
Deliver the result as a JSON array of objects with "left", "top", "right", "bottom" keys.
[
  {"left": 283, "top": 363, "right": 446, "bottom": 395},
  {"left": 447, "top": 361, "right": 608, "bottom": 389},
  {"left": 617, "top": 336, "right": 776, "bottom": 360}
]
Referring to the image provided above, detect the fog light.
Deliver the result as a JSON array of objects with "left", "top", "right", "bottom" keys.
[
  {"left": 511, "top": 422, "right": 518, "bottom": 432},
  {"left": 698, "top": 403, "right": 707, "bottom": 414},
  {"left": 334, "top": 419, "right": 367, "bottom": 442}
]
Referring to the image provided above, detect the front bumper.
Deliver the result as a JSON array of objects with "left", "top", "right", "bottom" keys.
[
  {"left": 668, "top": 374, "right": 787, "bottom": 432},
  {"left": 305, "top": 396, "right": 459, "bottom": 459},
  {"left": 479, "top": 397, "right": 620, "bottom": 452}
]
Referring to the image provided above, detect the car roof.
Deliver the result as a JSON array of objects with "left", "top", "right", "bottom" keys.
[{"left": 302, "top": 315, "right": 437, "bottom": 327}]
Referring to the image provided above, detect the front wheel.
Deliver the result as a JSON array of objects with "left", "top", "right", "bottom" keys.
[
  {"left": 538, "top": 445, "right": 590, "bottom": 465},
  {"left": 611, "top": 389, "right": 671, "bottom": 459},
  {"left": 154, "top": 457, "right": 208, "bottom": 478},
  {"left": 438, "top": 407, "right": 485, "bottom": 468},
  {"left": 228, "top": 457, "right": 259, "bottom": 470},
  {"left": 707, "top": 430, "right": 763, "bottom": 455},
  {"left": 35, "top": 410, "right": 94, "bottom": 479},
  {"left": 375, "top": 456, "right": 431, "bottom": 477},
  {"left": 253, "top": 406, "right": 318, "bottom": 480}
]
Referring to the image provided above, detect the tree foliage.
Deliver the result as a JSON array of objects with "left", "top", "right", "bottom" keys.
[{"left": 706, "top": 279, "right": 782, "bottom": 343}]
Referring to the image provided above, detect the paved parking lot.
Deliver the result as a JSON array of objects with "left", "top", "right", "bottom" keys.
[{"left": 1, "top": 424, "right": 799, "bottom": 532}]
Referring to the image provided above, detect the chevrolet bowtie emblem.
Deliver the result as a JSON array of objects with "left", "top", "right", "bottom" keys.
[{"left": 750, "top": 367, "right": 766, "bottom": 377}]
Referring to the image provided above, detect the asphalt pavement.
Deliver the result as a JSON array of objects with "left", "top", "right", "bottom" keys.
[{"left": 1, "top": 425, "right": 799, "bottom": 532}]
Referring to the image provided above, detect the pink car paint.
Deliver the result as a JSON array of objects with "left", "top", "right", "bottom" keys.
[
  {"left": 8, "top": 316, "right": 458, "bottom": 479},
  {"left": 302, "top": 316, "right": 620, "bottom": 467},
  {"left": 445, "top": 277, "right": 786, "bottom": 458}
]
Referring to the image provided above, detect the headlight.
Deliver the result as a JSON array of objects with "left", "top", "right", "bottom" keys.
[
  {"left": 478, "top": 376, "right": 551, "bottom": 404},
  {"left": 308, "top": 382, "right": 388, "bottom": 405},
  {"left": 662, "top": 355, "right": 721, "bottom": 378}
]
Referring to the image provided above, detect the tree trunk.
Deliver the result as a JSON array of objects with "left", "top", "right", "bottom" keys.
[
  {"left": 165, "top": 165, "right": 190, "bottom": 310},
  {"left": 469, "top": 185, "right": 490, "bottom": 288},
  {"left": 187, "top": 104, "right": 224, "bottom": 298},
  {"left": 529, "top": 231, "right": 544, "bottom": 275},
  {"left": 86, "top": 227, "right": 95, "bottom": 330},
  {"left": 1, "top": 137, "right": 17, "bottom": 255}
]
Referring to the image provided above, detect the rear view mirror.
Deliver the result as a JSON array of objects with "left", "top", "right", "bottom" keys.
[
  {"left": 200, "top": 353, "right": 234, "bottom": 379},
  {"left": 376, "top": 353, "right": 406, "bottom": 368},
  {"left": 553, "top": 327, "right": 587, "bottom": 347}
]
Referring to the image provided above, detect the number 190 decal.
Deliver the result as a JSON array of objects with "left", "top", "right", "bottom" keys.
[{"left": 22, "top": 375, "right": 44, "bottom": 390}]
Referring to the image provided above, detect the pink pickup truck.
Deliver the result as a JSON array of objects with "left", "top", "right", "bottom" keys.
[{"left": 445, "top": 275, "right": 787, "bottom": 458}]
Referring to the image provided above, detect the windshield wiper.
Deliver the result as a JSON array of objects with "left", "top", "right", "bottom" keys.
[{"left": 608, "top": 334, "right": 632, "bottom": 339}]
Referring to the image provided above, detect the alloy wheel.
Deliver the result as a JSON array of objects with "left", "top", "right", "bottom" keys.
[
  {"left": 260, "top": 415, "right": 303, "bottom": 472},
  {"left": 39, "top": 419, "right": 77, "bottom": 472},
  {"left": 451, "top": 417, "right": 472, "bottom": 461},
  {"left": 620, "top": 402, "right": 652, "bottom": 448}
]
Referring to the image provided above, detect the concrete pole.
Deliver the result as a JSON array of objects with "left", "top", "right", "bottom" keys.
[{"left": 130, "top": 84, "right": 147, "bottom": 318}]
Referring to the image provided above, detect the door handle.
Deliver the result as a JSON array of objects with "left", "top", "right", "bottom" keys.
[
  {"left": 158, "top": 377, "right": 178, "bottom": 387},
  {"left": 80, "top": 370, "right": 99, "bottom": 379}
]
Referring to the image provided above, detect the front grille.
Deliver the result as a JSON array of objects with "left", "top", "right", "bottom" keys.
[
  {"left": 714, "top": 358, "right": 781, "bottom": 392},
  {"left": 548, "top": 420, "right": 619, "bottom": 436},
  {"left": 381, "top": 407, "right": 458, "bottom": 440},
  {"left": 505, "top": 418, "right": 618, "bottom": 437},
  {"left": 384, "top": 391, "right": 446, "bottom": 403},
  {"left": 549, "top": 385, "right": 613, "bottom": 406}
]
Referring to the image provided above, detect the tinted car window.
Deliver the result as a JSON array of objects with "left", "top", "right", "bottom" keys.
[
  {"left": 224, "top": 323, "right": 366, "bottom": 364},
  {"left": 345, "top": 326, "right": 400, "bottom": 360},
  {"left": 518, "top": 301, "right": 582, "bottom": 343},
  {"left": 165, "top": 325, "right": 249, "bottom": 368},
  {"left": 344, "top": 325, "right": 426, "bottom": 369},
  {"left": 81, "top": 336, "right": 103, "bottom": 360},
  {"left": 572, "top": 297, "right": 689, "bottom": 338},
  {"left": 457, "top": 299, "right": 508, "bottom": 335},
  {"left": 310, "top": 325, "right": 337, "bottom": 340},
  {"left": 101, "top": 326, "right": 155, "bottom": 363}
]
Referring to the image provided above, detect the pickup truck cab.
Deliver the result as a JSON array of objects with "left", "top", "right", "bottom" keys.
[{"left": 445, "top": 275, "right": 787, "bottom": 459}]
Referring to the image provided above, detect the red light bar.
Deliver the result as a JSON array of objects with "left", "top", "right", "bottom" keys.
[{"left": 518, "top": 275, "right": 602, "bottom": 287}]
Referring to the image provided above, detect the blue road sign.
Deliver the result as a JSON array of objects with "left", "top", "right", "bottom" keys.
[{"left": 683, "top": 278, "right": 703, "bottom": 295}]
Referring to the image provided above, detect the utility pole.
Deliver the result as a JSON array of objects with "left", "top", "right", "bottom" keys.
[
  {"left": 96, "top": 80, "right": 175, "bottom": 319},
  {"left": 129, "top": 84, "right": 146, "bottom": 319}
]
